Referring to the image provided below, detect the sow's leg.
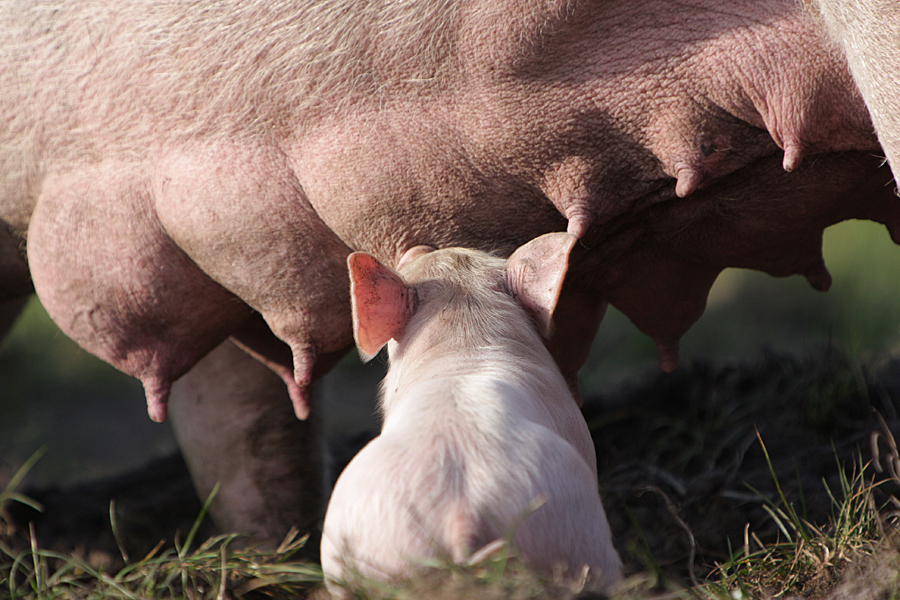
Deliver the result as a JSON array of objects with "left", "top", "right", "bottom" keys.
[{"left": 168, "top": 339, "right": 325, "bottom": 550}]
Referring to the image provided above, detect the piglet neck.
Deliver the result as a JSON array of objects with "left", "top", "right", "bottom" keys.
[{"left": 380, "top": 307, "right": 572, "bottom": 417}]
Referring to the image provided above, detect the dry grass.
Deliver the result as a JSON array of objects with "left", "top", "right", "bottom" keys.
[
  {"left": 3, "top": 433, "right": 900, "bottom": 600},
  {"left": 1, "top": 470, "right": 321, "bottom": 600},
  {"left": 5, "top": 352, "right": 900, "bottom": 600}
]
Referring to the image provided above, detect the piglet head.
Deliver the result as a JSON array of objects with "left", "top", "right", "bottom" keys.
[
  {"left": 347, "top": 252, "right": 418, "bottom": 361},
  {"left": 348, "top": 233, "right": 577, "bottom": 361}
]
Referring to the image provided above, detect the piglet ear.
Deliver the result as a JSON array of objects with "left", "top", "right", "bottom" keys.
[
  {"left": 505, "top": 233, "right": 577, "bottom": 337},
  {"left": 348, "top": 252, "right": 416, "bottom": 361}
]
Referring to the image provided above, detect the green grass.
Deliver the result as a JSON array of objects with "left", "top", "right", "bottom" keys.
[
  {"left": 0, "top": 530, "right": 322, "bottom": 600},
  {"left": 707, "top": 441, "right": 879, "bottom": 597},
  {"left": 1, "top": 502, "right": 321, "bottom": 600},
  {"left": 3, "top": 429, "right": 900, "bottom": 600},
  {"left": 0, "top": 456, "right": 322, "bottom": 600}
]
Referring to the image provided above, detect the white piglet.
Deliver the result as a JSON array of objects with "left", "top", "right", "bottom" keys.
[{"left": 321, "top": 232, "right": 622, "bottom": 593}]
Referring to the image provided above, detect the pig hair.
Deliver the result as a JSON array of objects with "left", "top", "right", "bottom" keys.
[
  {"left": 395, "top": 247, "right": 545, "bottom": 352},
  {"left": 377, "top": 246, "right": 572, "bottom": 420},
  {"left": 810, "top": 0, "right": 900, "bottom": 171},
  {"left": 1, "top": 0, "right": 583, "bottom": 150},
  {"left": 0, "top": 0, "right": 461, "bottom": 187},
  {"left": 1, "top": 0, "right": 581, "bottom": 224}
]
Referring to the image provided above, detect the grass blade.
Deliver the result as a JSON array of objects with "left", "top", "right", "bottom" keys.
[{"left": 180, "top": 482, "right": 220, "bottom": 559}]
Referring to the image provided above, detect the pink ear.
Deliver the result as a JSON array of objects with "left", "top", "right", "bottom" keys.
[
  {"left": 348, "top": 252, "right": 416, "bottom": 360},
  {"left": 505, "top": 233, "right": 577, "bottom": 337}
]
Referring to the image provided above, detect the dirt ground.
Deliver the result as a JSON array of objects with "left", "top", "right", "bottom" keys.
[{"left": 4, "top": 349, "right": 900, "bottom": 597}]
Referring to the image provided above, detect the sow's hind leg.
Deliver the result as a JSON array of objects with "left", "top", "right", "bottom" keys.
[{"left": 168, "top": 339, "right": 325, "bottom": 551}]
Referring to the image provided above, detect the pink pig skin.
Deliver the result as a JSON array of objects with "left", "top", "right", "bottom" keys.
[
  {"left": 4, "top": 0, "right": 900, "bottom": 547},
  {"left": 168, "top": 339, "right": 324, "bottom": 547},
  {"left": 4, "top": 0, "right": 898, "bottom": 429},
  {"left": 812, "top": 1, "right": 900, "bottom": 187},
  {"left": 321, "top": 233, "right": 621, "bottom": 594}
]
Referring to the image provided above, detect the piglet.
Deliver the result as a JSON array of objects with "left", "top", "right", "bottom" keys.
[{"left": 320, "top": 232, "right": 622, "bottom": 594}]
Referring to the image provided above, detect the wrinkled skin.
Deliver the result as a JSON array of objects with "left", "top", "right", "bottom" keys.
[
  {"left": 2, "top": 0, "right": 898, "bottom": 541},
  {"left": 322, "top": 234, "right": 621, "bottom": 594}
]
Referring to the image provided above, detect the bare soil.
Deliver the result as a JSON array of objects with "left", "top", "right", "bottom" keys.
[{"left": 5, "top": 349, "right": 900, "bottom": 597}]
